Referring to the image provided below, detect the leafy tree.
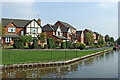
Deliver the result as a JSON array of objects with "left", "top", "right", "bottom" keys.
[
  {"left": 71, "top": 33, "right": 77, "bottom": 43},
  {"left": 38, "top": 33, "right": 47, "bottom": 46},
  {"left": 85, "top": 32, "right": 94, "bottom": 45},
  {"left": 20, "top": 35, "right": 32, "bottom": 44},
  {"left": 110, "top": 37, "right": 114, "bottom": 42},
  {"left": 56, "top": 39, "right": 62, "bottom": 46},
  {"left": 117, "top": 37, "right": 120, "bottom": 45},
  {"left": 47, "top": 38, "right": 55, "bottom": 49},
  {"left": 1, "top": 27, "right": 5, "bottom": 37},
  {"left": 98, "top": 35, "right": 104, "bottom": 45},
  {"left": 105, "top": 35, "right": 110, "bottom": 42}
]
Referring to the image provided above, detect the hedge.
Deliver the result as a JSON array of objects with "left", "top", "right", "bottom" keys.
[
  {"left": 32, "top": 39, "right": 39, "bottom": 49},
  {"left": 47, "top": 38, "right": 55, "bottom": 49},
  {"left": 61, "top": 42, "right": 66, "bottom": 49},
  {"left": 13, "top": 38, "right": 24, "bottom": 49}
]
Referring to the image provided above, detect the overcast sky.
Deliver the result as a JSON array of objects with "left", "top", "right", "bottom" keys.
[{"left": 1, "top": 1, "right": 118, "bottom": 40}]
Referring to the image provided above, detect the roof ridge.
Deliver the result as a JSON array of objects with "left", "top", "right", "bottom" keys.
[
  {"left": 47, "top": 24, "right": 54, "bottom": 31},
  {"left": 1, "top": 18, "right": 31, "bottom": 21}
]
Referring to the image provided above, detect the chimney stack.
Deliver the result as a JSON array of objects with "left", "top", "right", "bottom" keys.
[{"left": 37, "top": 18, "right": 41, "bottom": 25}]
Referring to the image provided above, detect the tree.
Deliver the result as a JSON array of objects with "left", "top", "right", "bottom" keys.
[
  {"left": 71, "top": 33, "right": 77, "bottom": 43},
  {"left": 105, "top": 35, "right": 110, "bottom": 42},
  {"left": 38, "top": 33, "right": 47, "bottom": 46},
  {"left": 98, "top": 35, "right": 104, "bottom": 45},
  {"left": 1, "top": 27, "right": 5, "bottom": 37},
  {"left": 85, "top": 32, "right": 94, "bottom": 45},
  {"left": 117, "top": 37, "right": 120, "bottom": 45},
  {"left": 47, "top": 38, "right": 55, "bottom": 49},
  {"left": 110, "top": 37, "right": 114, "bottom": 42},
  {"left": 20, "top": 35, "right": 32, "bottom": 45},
  {"left": 56, "top": 39, "right": 62, "bottom": 46}
]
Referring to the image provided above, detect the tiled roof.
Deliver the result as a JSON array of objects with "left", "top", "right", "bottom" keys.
[
  {"left": 57, "top": 21, "right": 76, "bottom": 30},
  {"left": 76, "top": 31, "right": 83, "bottom": 35},
  {"left": 94, "top": 32, "right": 100, "bottom": 35},
  {"left": 53, "top": 35, "right": 69, "bottom": 40},
  {"left": 2, "top": 18, "right": 31, "bottom": 28},
  {"left": 60, "top": 27, "right": 69, "bottom": 32},
  {"left": 84, "top": 29, "right": 93, "bottom": 33},
  {"left": 42, "top": 24, "right": 59, "bottom": 31}
]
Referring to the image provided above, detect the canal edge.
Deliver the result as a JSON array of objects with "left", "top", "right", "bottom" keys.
[{"left": 0, "top": 49, "right": 113, "bottom": 70}]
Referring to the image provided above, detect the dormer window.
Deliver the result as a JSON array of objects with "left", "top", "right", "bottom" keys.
[{"left": 8, "top": 27, "right": 15, "bottom": 33}]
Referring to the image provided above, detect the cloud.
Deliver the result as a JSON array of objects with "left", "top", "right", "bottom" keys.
[
  {"left": 2, "top": 0, "right": 34, "bottom": 2},
  {"left": 96, "top": 2, "right": 117, "bottom": 8},
  {"left": 2, "top": 1, "right": 40, "bottom": 19}
]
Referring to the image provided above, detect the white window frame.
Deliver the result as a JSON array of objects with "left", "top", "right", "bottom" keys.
[
  {"left": 21, "top": 30, "right": 24, "bottom": 35},
  {"left": 31, "top": 28, "right": 38, "bottom": 34},
  {"left": 8, "top": 27, "right": 16, "bottom": 33},
  {"left": 5, "top": 37, "right": 12, "bottom": 43}
]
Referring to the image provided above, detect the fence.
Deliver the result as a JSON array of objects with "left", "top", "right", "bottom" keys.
[{"left": 2, "top": 50, "right": 79, "bottom": 65}]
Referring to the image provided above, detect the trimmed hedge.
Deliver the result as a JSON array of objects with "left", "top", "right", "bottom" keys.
[
  {"left": 61, "top": 42, "right": 66, "bottom": 49},
  {"left": 32, "top": 39, "right": 39, "bottom": 49},
  {"left": 13, "top": 39, "right": 24, "bottom": 49},
  {"left": 47, "top": 38, "right": 55, "bottom": 49}
]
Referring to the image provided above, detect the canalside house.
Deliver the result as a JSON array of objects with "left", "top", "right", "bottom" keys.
[
  {"left": 1, "top": 18, "right": 42, "bottom": 46},
  {"left": 42, "top": 24, "right": 69, "bottom": 43},
  {"left": 93, "top": 32, "right": 100, "bottom": 44},
  {"left": 76, "top": 31, "right": 84, "bottom": 43},
  {"left": 83, "top": 29, "right": 94, "bottom": 44},
  {"left": 54, "top": 21, "right": 76, "bottom": 41}
]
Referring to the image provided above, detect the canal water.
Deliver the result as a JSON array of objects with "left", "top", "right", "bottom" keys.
[{"left": 2, "top": 50, "right": 119, "bottom": 78}]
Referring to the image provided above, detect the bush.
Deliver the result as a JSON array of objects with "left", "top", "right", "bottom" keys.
[
  {"left": 61, "top": 42, "right": 66, "bottom": 49},
  {"left": 79, "top": 43, "right": 85, "bottom": 50},
  {"left": 73, "top": 43, "right": 77, "bottom": 49},
  {"left": 47, "top": 38, "right": 55, "bottom": 49},
  {"left": 32, "top": 39, "right": 39, "bottom": 49},
  {"left": 66, "top": 41, "right": 72, "bottom": 49},
  {"left": 44, "top": 44, "right": 48, "bottom": 49},
  {"left": 13, "top": 38, "right": 24, "bottom": 49},
  {"left": 28, "top": 43, "right": 33, "bottom": 49},
  {"left": 97, "top": 45, "right": 100, "bottom": 48}
]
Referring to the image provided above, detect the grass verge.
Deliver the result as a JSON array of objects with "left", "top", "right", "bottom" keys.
[{"left": 2, "top": 48, "right": 110, "bottom": 65}]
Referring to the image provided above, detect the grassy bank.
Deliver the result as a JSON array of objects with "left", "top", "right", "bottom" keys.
[{"left": 2, "top": 49, "right": 109, "bottom": 65}]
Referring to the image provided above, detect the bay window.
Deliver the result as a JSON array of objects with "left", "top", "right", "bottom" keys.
[{"left": 5, "top": 37, "right": 12, "bottom": 43}]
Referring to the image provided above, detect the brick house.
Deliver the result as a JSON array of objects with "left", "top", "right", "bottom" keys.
[
  {"left": 76, "top": 31, "right": 84, "bottom": 43},
  {"left": 54, "top": 21, "right": 76, "bottom": 40},
  {"left": 83, "top": 29, "right": 94, "bottom": 44},
  {"left": 93, "top": 32, "right": 100, "bottom": 44},
  {"left": 1, "top": 18, "right": 42, "bottom": 46},
  {"left": 42, "top": 24, "right": 69, "bottom": 43}
]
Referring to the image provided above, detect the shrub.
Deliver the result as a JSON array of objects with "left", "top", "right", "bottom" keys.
[
  {"left": 61, "top": 42, "right": 66, "bottom": 49},
  {"left": 79, "top": 43, "right": 85, "bottom": 50},
  {"left": 32, "top": 39, "right": 39, "bottom": 49},
  {"left": 28, "top": 43, "right": 33, "bottom": 49},
  {"left": 66, "top": 41, "right": 72, "bottom": 49},
  {"left": 44, "top": 44, "right": 48, "bottom": 49},
  {"left": 47, "top": 38, "right": 55, "bottom": 49},
  {"left": 13, "top": 38, "right": 24, "bottom": 49},
  {"left": 73, "top": 43, "right": 77, "bottom": 49},
  {"left": 97, "top": 45, "right": 100, "bottom": 48}
]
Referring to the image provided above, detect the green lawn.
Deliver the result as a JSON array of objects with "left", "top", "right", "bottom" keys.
[{"left": 2, "top": 49, "right": 107, "bottom": 65}]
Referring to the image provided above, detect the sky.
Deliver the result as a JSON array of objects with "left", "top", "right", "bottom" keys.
[{"left": 1, "top": 1, "right": 118, "bottom": 40}]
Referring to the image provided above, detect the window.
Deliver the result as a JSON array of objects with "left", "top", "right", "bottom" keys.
[
  {"left": 5, "top": 37, "right": 12, "bottom": 43},
  {"left": 8, "top": 27, "right": 15, "bottom": 32},
  {"left": 31, "top": 28, "right": 38, "bottom": 33},
  {"left": 21, "top": 30, "right": 24, "bottom": 35},
  {"left": 58, "top": 32, "right": 60, "bottom": 36},
  {"left": 69, "top": 34, "right": 71, "bottom": 37}
]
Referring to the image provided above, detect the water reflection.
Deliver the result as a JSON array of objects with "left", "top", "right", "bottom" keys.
[{"left": 2, "top": 50, "right": 118, "bottom": 78}]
